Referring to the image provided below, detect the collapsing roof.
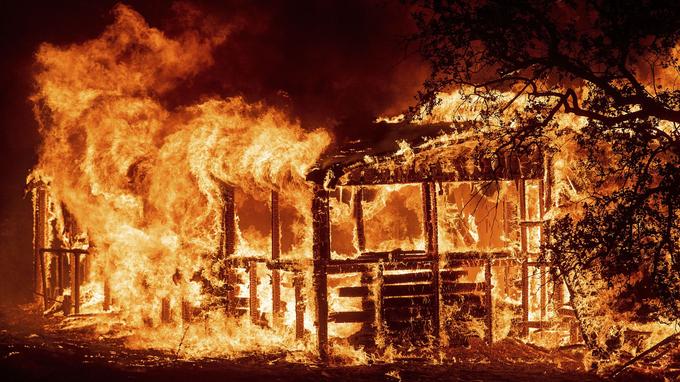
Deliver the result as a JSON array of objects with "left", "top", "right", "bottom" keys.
[{"left": 307, "top": 121, "right": 544, "bottom": 188}]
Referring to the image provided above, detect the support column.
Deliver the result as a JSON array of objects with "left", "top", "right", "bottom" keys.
[
  {"left": 540, "top": 265, "right": 546, "bottom": 331},
  {"left": 34, "top": 186, "right": 49, "bottom": 309},
  {"left": 271, "top": 191, "right": 282, "bottom": 327},
  {"left": 249, "top": 261, "right": 259, "bottom": 324},
  {"left": 70, "top": 252, "right": 80, "bottom": 315},
  {"left": 422, "top": 182, "right": 441, "bottom": 350},
  {"left": 518, "top": 179, "right": 528, "bottom": 254},
  {"left": 375, "top": 262, "right": 385, "bottom": 350},
  {"left": 485, "top": 259, "right": 493, "bottom": 344},
  {"left": 522, "top": 261, "right": 529, "bottom": 337},
  {"left": 353, "top": 187, "right": 366, "bottom": 252},
  {"left": 294, "top": 273, "right": 305, "bottom": 339},
  {"left": 518, "top": 179, "right": 529, "bottom": 337},
  {"left": 312, "top": 185, "right": 330, "bottom": 361},
  {"left": 182, "top": 298, "right": 192, "bottom": 323},
  {"left": 103, "top": 278, "right": 111, "bottom": 311},
  {"left": 161, "top": 297, "right": 171, "bottom": 323},
  {"left": 219, "top": 183, "right": 237, "bottom": 314}
]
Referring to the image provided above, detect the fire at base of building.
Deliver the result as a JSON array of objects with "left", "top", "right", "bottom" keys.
[{"left": 27, "top": 121, "right": 583, "bottom": 361}]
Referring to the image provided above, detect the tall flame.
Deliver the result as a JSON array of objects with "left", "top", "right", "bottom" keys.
[{"left": 31, "top": 4, "right": 331, "bottom": 356}]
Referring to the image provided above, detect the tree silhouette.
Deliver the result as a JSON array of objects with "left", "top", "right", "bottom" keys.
[{"left": 409, "top": 0, "right": 680, "bottom": 348}]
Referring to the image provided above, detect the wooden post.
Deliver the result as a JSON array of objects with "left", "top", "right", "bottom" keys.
[
  {"left": 518, "top": 178, "right": 530, "bottom": 337},
  {"left": 485, "top": 259, "right": 493, "bottom": 345},
  {"left": 353, "top": 187, "right": 366, "bottom": 252},
  {"left": 518, "top": 179, "right": 528, "bottom": 253},
  {"left": 271, "top": 191, "right": 282, "bottom": 327},
  {"left": 544, "top": 155, "right": 553, "bottom": 214},
  {"left": 219, "top": 183, "right": 237, "bottom": 314},
  {"left": 103, "top": 278, "right": 111, "bottom": 311},
  {"left": 538, "top": 179, "right": 546, "bottom": 330},
  {"left": 38, "top": 251, "right": 48, "bottom": 310},
  {"left": 70, "top": 253, "right": 80, "bottom": 315},
  {"left": 35, "top": 186, "right": 49, "bottom": 309},
  {"left": 312, "top": 185, "right": 330, "bottom": 361},
  {"left": 422, "top": 182, "right": 441, "bottom": 350},
  {"left": 375, "top": 262, "right": 385, "bottom": 350},
  {"left": 55, "top": 253, "right": 63, "bottom": 294},
  {"left": 62, "top": 294, "right": 72, "bottom": 316},
  {"left": 294, "top": 273, "right": 305, "bottom": 339},
  {"left": 539, "top": 265, "right": 546, "bottom": 334},
  {"left": 522, "top": 261, "right": 529, "bottom": 337},
  {"left": 161, "top": 297, "right": 171, "bottom": 323},
  {"left": 249, "top": 261, "right": 259, "bottom": 324},
  {"left": 182, "top": 298, "right": 192, "bottom": 323}
]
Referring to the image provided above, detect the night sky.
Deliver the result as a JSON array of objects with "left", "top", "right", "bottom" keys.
[{"left": 0, "top": 1, "right": 427, "bottom": 303}]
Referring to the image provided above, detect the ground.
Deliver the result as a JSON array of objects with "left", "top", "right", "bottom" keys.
[{"left": 0, "top": 305, "right": 665, "bottom": 382}]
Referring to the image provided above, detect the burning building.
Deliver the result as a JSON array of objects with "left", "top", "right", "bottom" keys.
[
  {"left": 7, "top": 1, "right": 679, "bottom": 380},
  {"left": 28, "top": 118, "right": 582, "bottom": 361}
]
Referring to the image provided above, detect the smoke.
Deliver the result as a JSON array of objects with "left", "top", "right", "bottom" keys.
[{"left": 147, "top": 0, "right": 428, "bottom": 140}]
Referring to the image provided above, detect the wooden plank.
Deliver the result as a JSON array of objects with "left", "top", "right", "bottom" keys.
[
  {"left": 338, "top": 286, "right": 370, "bottom": 297},
  {"left": 444, "top": 250, "right": 513, "bottom": 261},
  {"left": 39, "top": 248, "right": 89, "bottom": 255},
  {"left": 382, "top": 260, "right": 435, "bottom": 271},
  {"left": 442, "top": 293, "right": 483, "bottom": 306},
  {"left": 382, "top": 270, "right": 466, "bottom": 284},
  {"left": 441, "top": 282, "right": 487, "bottom": 294},
  {"left": 360, "top": 249, "right": 427, "bottom": 258},
  {"left": 383, "top": 306, "right": 434, "bottom": 322},
  {"left": 383, "top": 295, "right": 433, "bottom": 307},
  {"left": 383, "top": 271, "right": 432, "bottom": 284},
  {"left": 440, "top": 269, "right": 468, "bottom": 282},
  {"left": 329, "top": 310, "right": 374, "bottom": 323},
  {"left": 328, "top": 256, "right": 431, "bottom": 266},
  {"left": 383, "top": 283, "right": 434, "bottom": 297},
  {"left": 326, "top": 263, "right": 372, "bottom": 274},
  {"left": 385, "top": 320, "right": 431, "bottom": 332}
]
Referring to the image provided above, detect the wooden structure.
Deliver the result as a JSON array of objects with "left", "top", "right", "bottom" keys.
[
  {"left": 306, "top": 122, "right": 579, "bottom": 360},
  {"left": 29, "top": 179, "right": 91, "bottom": 315},
  {"left": 216, "top": 184, "right": 307, "bottom": 338},
  {"left": 28, "top": 121, "right": 581, "bottom": 359}
]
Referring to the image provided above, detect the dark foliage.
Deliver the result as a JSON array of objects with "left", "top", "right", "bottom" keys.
[{"left": 409, "top": 0, "right": 680, "bottom": 322}]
